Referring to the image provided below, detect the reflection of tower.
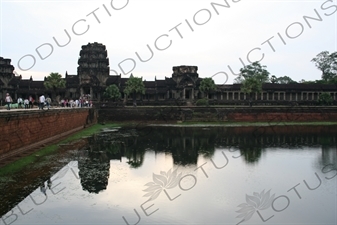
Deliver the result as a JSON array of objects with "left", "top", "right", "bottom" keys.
[
  {"left": 78, "top": 133, "right": 127, "bottom": 193},
  {"left": 78, "top": 153, "right": 110, "bottom": 194}
]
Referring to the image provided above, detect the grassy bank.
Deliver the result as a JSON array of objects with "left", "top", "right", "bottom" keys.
[{"left": 0, "top": 123, "right": 119, "bottom": 176}]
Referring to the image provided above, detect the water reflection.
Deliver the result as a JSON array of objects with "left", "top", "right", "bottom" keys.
[
  {"left": 39, "top": 179, "right": 52, "bottom": 196},
  {"left": 84, "top": 125, "right": 337, "bottom": 167},
  {"left": 124, "top": 137, "right": 146, "bottom": 168},
  {"left": 74, "top": 125, "right": 337, "bottom": 195},
  {"left": 78, "top": 133, "right": 125, "bottom": 193},
  {"left": 1, "top": 125, "right": 336, "bottom": 224},
  {"left": 237, "top": 146, "right": 263, "bottom": 164},
  {"left": 318, "top": 146, "right": 337, "bottom": 169},
  {"left": 78, "top": 153, "right": 110, "bottom": 194}
]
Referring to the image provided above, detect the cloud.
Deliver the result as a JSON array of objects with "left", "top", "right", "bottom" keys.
[{"left": 0, "top": 0, "right": 336, "bottom": 84}]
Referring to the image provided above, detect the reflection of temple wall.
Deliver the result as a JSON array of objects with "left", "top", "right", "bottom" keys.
[
  {"left": 133, "top": 126, "right": 337, "bottom": 165},
  {"left": 150, "top": 127, "right": 216, "bottom": 165},
  {"left": 80, "top": 126, "right": 337, "bottom": 169},
  {"left": 319, "top": 147, "right": 337, "bottom": 169},
  {"left": 219, "top": 135, "right": 337, "bottom": 147},
  {"left": 170, "top": 137, "right": 199, "bottom": 165},
  {"left": 151, "top": 126, "right": 337, "bottom": 147},
  {"left": 87, "top": 134, "right": 123, "bottom": 160},
  {"left": 210, "top": 126, "right": 337, "bottom": 147}
]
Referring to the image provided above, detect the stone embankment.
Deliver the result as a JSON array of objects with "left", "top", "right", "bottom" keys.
[
  {"left": 0, "top": 108, "right": 97, "bottom": 161},
  {"left": 98, "top": 106, "right": 337, "bottom": 123}
]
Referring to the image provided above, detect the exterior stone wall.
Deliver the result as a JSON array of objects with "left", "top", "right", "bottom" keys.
[
  {"left": 0, "top": 109, "right": 97, "bottom": 160},
  {"left": 98, "top": 106, "right": 337, "bottom": 123}
]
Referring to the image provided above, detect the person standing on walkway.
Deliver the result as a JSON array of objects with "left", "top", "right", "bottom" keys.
[
  {"left": 29, "top": 96, "right": 34, "bottom": 108},
  {"left": 5, "top": 93, "right": 13, "bottom": 110},
  {"left": 39, "top": 94, "right": 45, "bottom": 110},
  {"left": 46, "top": 96, "right": 51, "bottom": 110},
  {"left": 17, "top": 97, "right": 23, "bottom": 108},
  {"left": 24, "top": 98, "right": 29, "bottom": 109}
]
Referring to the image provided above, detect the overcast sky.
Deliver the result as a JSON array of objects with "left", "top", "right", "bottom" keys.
[{"left": 0, "top": 0, "right": 336, "bottom": 84}]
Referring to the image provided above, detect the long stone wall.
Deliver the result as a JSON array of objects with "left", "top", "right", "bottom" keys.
[
  {"left": 98, "top": 106, "right": 337, "bottom": 123},
  {"left": 0, "top": 109, "right": 97, "bottom": 161},
  {"left": 2, "top": 106, "right": 336, "bottom": 160}
]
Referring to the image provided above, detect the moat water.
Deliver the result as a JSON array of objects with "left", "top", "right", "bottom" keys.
[{"left": 0, "top": 125, "right": 336, "bottom": 225}]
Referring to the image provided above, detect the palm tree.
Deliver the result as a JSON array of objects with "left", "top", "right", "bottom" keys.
[{"left": 44, "top": 72, "right": 66, "bottom": 103}]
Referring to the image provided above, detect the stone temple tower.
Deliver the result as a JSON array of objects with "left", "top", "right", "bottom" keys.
[
  {"left": 77, "top": 42, "right": 109, "bottom": 100},
  {"left": 0, "top": 57, "right": 15, "bottom": 99}
]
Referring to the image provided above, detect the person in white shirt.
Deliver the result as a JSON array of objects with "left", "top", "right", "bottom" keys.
[
  {"left": 5, "top": 93, "right": 13, "bottom": 110},
  {"left": 24, "top": 98, "right": 29, "bottom": 109},
  {"left": 17, "top": 97, "right": 23, "bottom": 108},
  {"left": 39, "top": 94, "right": 45, "bottom": 110},
  {"left": 69, "top": 99, "right": 74, "bottom": 108}
]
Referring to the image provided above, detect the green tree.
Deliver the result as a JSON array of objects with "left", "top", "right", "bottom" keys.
[
  {"left": 241, "top": 77, "right": 262, "bottom": 97},
  {"left": 299, "top": 79, "right": 316, "bottom": 84},
  {"left": 199, "top": 77, "right": 217, "bottom": 99},
  {"left": 237, "top": 61, "right": 270, "bottom": 83},
  {"left": 311, "top": 51, "right": 337, "bottom": 82},
  {"left": 44, "top": 72, "right": 66, "bottom": 103},
  {"left": 103, "top": 84, "right": 121, "bottom": 101},
  {"left": 196, "top": 98, "right": 209, "bottom": 106},
  {"left": 318, "top": 93, "right": 333, "bottom": 105},
  {"left": 236, "top": 62, "right": 270, "bottom": 106},
  {"left": 275, "top": 76, "right": 297, "bottom": 84},
  {"left": 124, "top": 75, "right": 145, "bottom": 106},
  {"left": 270, "top": 75, "right": 277, "bottom": 84}
]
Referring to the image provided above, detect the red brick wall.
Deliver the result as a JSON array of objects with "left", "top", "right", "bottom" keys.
[
  {"left": 0, "top": 109, "right": 96, "bottom": 158},
  {"left": 98, "top": 106, "right": 337, "bottom": 123}
]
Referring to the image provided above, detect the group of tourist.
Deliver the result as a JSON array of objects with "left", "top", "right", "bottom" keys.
[
  {"left": 2, "top": 93, "right": 92, "bottom": 110},
  {"left": 3, "top": 93, "right": 51, "bottom": 110},
  {"left": 59, "top": 97, "right": 92, "bottom": 108},
  {"left": 37, "top": 94, "right": 52, "bottom": 110}
]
